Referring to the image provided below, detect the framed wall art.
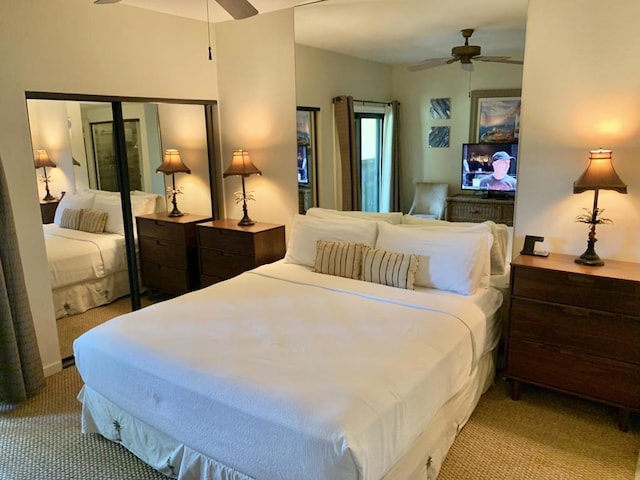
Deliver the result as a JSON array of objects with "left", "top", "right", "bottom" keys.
[{"left": 469, "top": 89, "right": 521, "bottom": 143}]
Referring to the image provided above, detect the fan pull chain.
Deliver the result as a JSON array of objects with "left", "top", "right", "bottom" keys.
[{"left": 206, "top": 0, "right": 213, "bottom": 60}]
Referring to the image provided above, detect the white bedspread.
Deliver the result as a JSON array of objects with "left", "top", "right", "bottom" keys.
[
  {"left": 43, "top": 224, "right": 126, "bottom": 289},
  {"left": 74, "top": 262, "right": 501, "bottom": 480}
]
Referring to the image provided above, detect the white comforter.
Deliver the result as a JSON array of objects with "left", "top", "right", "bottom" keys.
[
  {"left": 74, "top": 262, "right": 500, "bottom": 480},
  {"left": 43, "top": 224, "right": 126, "bottom": 289}
]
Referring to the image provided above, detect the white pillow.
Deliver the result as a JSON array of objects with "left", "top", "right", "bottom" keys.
[
  {"left": 306, "top": 207, "right": 403, "bottom": 224},
  {"left": 54, "top": 192, "right": 96, "bottom": 226},
  {"left": 401, "top": 214, "right": 509, "bottom": 275},
  {"left": 93, "top": 195, "right": 124, "bottom": 235},
  {"left": 284, "top": 214, "right": 378, "bottom": 267},
  {"left": 132, "top": 190, "right": 165, "bottom": 213},
  {"left": 93, "top": 194, "right": 152, "bottom": 235},
  {"left": 375, "top": 221, "right": 492, "bottom": 295}
]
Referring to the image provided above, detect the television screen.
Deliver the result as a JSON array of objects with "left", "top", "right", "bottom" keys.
[{"left": 461, "top": 143, "right": 518, "bottom": 194}]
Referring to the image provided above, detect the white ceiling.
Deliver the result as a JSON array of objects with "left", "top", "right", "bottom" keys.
[{"left": 114, "top": 0, "right": 528, "bottom": 66}]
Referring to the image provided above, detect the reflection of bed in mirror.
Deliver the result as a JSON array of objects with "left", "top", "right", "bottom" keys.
[
  {"left": 45, "top": 189, "right": 164, "bottom": 319},
  {"left": 74, "top": 210, "right": 510, "bottom": 480}
]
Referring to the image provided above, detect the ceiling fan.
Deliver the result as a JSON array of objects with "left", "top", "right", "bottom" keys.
[
  {"left": 93, "top": 0, "right": 259, "bottom": 20},
  {"left": 408, "top": 29, "right": 523, "bottom": 72}
]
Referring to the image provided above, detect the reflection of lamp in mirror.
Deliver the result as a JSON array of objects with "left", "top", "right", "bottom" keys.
[
  {"left": 34, "top": 149, "right": 57, "bottom": 201},
  {"left": 156, "top": 149, "right": 191, "bottom": 217},
  {"left": 223, "top": 149, "right": 262, "bottom": 226},
  {"left": 573, "top": 148, "right": 627, "bottom": 267}
]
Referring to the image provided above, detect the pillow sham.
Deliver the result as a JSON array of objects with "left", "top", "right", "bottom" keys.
[
  {"left": 314, "top": 240, "right": 365, "bottom": 280},
  {"left": 401, "top": 214, "right": 509, "bottom": 275},
  {"left": 93, "top": 194, "right": 155, "bottom": 235},
  {"left": 375, "top": 221, "right": 492, "bottom": 295},
  {"left": 284, "top": 214, "right": 378, "bottom": 267},
  {"left": 306, "top": 207, "right": 403, "bottom": 224},
  {"left": 78, "top": 208, "right": 108, "bottom": 234},
  {"left": 59, "top": 208, "right": 83, "bottom": 230},
  {"left": 361, "top": 246, "right": 418, "bottom": 290},
  {"left": 53, "top": 192, "right": 95, "bottom": 226}
]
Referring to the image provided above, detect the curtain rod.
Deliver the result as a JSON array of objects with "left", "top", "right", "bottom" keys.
[{"left": 353, "top": 99, "right": 398, "bottom": 106}]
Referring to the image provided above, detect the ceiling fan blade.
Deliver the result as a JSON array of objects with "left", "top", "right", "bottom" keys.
[
  {"left": 407, "top": 57, "right": 453, "bottom": 72},
  {"left": 475, "top": 56, "right": 524, "bottom": 65},
  {"left": 94, "top": 0, "right": 121, "bottom": 3},
  {"left": 215, "top": 0, "right": 258, "bottom": 19}
]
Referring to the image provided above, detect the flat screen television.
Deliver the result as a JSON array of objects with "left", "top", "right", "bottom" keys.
[{"left": 461, "top": 143, "right": 518, "bottom": 197}]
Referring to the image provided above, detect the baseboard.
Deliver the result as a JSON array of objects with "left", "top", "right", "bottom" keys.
[{"left": 43, "top": 359, "right": 63, "bottom": 377}]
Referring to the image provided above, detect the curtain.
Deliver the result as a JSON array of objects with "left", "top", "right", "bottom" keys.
[
  {"left": 333, "top": 95, "right": 361, "bottom": 210},
  {"left": 380, "top": 101, "right": 401, "bottom": 212},
  {"left": 0, "top": 156, "right": 45, "bottom": 402}
]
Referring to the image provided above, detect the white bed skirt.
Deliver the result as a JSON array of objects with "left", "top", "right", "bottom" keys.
[
  {"left": 78, "top": 350, "right": 495, "bottom": 480},
  {"left": 53, "top": 270, "right": 130, "bottom": 319}
]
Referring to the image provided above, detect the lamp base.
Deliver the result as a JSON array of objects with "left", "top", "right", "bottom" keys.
[
  {"left": 168, "top": 205, "right": 184, "bottom": 217},
  {"left": 237, "top": 214, "right": 254, "bottom": 226},
  {"left": 575, "top": 240, "right": 604, "bottom": 267},
  {"left": 42, "top": 192, "right": 56, "bottom": 202}
]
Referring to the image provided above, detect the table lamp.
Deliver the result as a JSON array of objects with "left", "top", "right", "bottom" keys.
[
  {"left": 156, "top": 149, "right": 191, "bottom": 217},
  {"left": 34, "top": 149, "right": 57, "bottom": 201},
  {"left": 223, "top": 149, "right": 262, "bottom": 226},
  {"left": 573, "top": 148, "right": 627, "bottom": 266}
]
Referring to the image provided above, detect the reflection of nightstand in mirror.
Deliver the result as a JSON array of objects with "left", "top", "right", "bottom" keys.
[{"left": 40, "top": 199, "right": 60, "bottom": 224}]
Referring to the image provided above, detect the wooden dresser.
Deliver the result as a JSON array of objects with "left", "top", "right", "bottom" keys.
[
  {"left": 446, "top": 194, "right": 514, "bottom": 225},
  {"left": 40, "top": 199, "right": 60, "bottom": 224},
  {"left": 197, "top": 219, "right": 286, "bottom": 287},
  {"left": 137, "top": 213, "right": 212, "bottom": 295},
  {"left": 505, "top": 253, "right": 640, "bottom": 431}
]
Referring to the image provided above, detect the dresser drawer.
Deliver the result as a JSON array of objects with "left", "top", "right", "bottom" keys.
[
  {"left": 448, "top": 202, "right": 498, "bottom": 222},
  {"left": 511, "top": 266, "right": 639, "bottom": 316},
  {"left": 198, "top": 227, "right": 253, "bottom": 255},
  {"left": 138, "top": 218, "right": 188, "bottom": 245},
  {"left": 507, "top": 338, "right": 640, "bottom": 408},
  {"left": 199, "top": 248, "right": 255, "bottom": 279},
  {"left": 139, "top": 237, "right": 188, "bottom": 270},
  {"left": 509, "top": 298, "right": 640, "bottom": 364},
  {"left": 141, "top": 262, "right": 189, "bottom": 294}
]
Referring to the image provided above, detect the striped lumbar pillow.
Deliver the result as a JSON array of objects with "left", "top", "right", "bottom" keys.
[
  {"left": 314, "top": 240, "right": 365, "bottom": 280},
  {"left": 361, "top": 246, "right": 419, "bottom": 290},
  {"left": 78, "top": 208, "right": 109, "bottom": 234},
  {"left": 59, "top": 208, "right": 83, "bottom": 230}
]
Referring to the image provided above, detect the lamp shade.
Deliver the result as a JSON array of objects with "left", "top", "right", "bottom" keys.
[
  {"left": 34, "top": 149, "right": 56, "bottom": 168},
  {"left": 573, "top": 149, "right": 627, "bottom": 194},
  {"left": 223, "top": 149, "right": 262, "bottom": 177},
  {"left": 156, "top": 149, "right": 191, "bottom": 175}
]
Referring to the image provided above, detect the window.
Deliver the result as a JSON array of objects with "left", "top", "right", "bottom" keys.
[{"left": 355, "top": 112, "right": 384, "bottom": 212}]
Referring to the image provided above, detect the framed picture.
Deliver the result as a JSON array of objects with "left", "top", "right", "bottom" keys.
[
  {"left": 429, "top": 97, "right": 451, "bottom": 120},
  {"left": 428, "top": 126, "right": 450, "bottom": 148},
  {"left": 469, "top": 89, "right": 521, "bottom": 143}
]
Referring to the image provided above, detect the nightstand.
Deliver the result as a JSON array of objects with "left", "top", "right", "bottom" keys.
[
  {"left": 505, "top": 253, "right": 640, "bottom": 431},
  {"left": 40, "top": 199, "right": 60, "bottom": 224},
  {"left": 137, "top": 213, "right": 212, "bottom": 296},
  {"left": 197, "top": 219, "right": 286, "bottom": 287}
]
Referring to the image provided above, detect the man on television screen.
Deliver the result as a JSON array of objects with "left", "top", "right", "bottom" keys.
[{"left": 479, "top": 151, "right": 516, "bottom": 191}]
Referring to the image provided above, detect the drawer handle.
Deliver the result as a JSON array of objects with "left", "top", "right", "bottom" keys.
[{"left": 566, "top": 274, "right": 595, "bottom": 286}]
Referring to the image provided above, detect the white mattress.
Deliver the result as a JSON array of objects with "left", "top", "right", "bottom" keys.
[
  {"left": 74, "top": 261, "right": 502, "bottom": 480},
  {"left": 43, "top": 224, "right": 127, "bottom": 289}
]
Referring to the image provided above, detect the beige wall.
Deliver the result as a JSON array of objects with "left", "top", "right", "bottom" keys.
[
  {"left": 515, "top": 0, "right": 640, "bottom": 262},
  {"left": 295, "top": 44, "right": 393, "bottom": 208},
  {"left": 217, "top": 10, "right": 298, "bottom": 228}
]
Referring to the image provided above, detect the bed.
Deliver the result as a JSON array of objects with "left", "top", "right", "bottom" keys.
[
  {"left": 46, "top": 189, "right": 163, "bottom": 319},
  {"left": 74, "top": 209, "right": 510, "bottom": 479}
]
